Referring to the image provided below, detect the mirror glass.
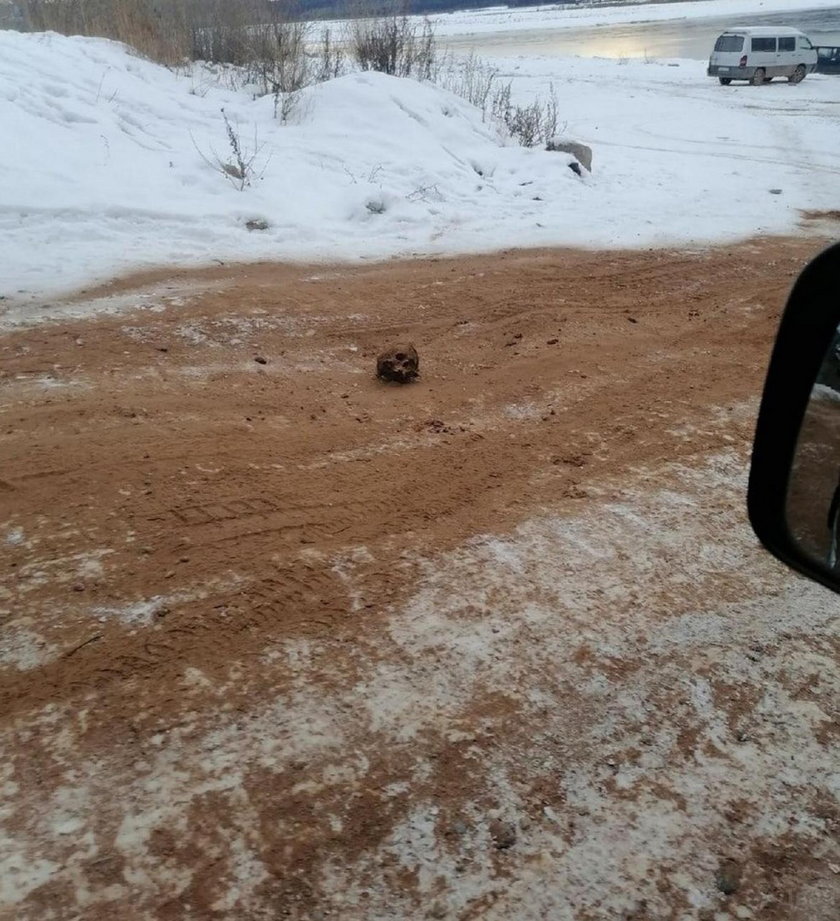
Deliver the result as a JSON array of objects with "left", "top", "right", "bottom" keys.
[{"left": 787, "top": 325, "right": 840, "bottom": 568}]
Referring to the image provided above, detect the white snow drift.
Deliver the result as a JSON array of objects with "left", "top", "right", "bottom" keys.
[{"left": 0, "top": 12, "right": 839, "bottom": 303}]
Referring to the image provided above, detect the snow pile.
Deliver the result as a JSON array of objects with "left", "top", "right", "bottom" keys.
[
  {"left": 1, "top": 23, "right": 838, "bottom": 303},
  {"left": 0, "top": 30, "right": 579, "bottom": 299}
]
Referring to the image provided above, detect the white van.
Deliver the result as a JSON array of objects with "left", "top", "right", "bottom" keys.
[{"left": 707, "top": 27, "right": 817, "bottom": 85}]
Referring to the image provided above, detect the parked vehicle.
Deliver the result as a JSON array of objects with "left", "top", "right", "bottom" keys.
[
  {"left": 707, "top": 27, "right": 817, "bottom": 85},
  {"left": 816, "top": 45, "right": 840, "bottom": 74}
]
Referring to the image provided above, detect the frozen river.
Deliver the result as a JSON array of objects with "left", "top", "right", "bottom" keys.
[{"left": 440, "top": 6, "right": 840, "bottom": 60}]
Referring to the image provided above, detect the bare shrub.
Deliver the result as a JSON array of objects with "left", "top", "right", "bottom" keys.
[
  {"left": 349, "top": 13, "right": 436, "bottom": 80},
  {"left": 493, "top": 82, "right": 559, "bottom": 148},
  {"left": 433, "top": 52, "right": 559, "bottom": 148},
  {"left": 435, "top": 51, "right": 499, "bottom": 113},
  {"left": 192, "top": 108, "right": 268, "bottom": 190},
  {"left": 314, "top": 27, "right": 346, "bottom": 84},
  {"left": 187, "top": 0, "right": 256, "bottom": 66},
  {"left": 201, "top": 1, "right": 303, "bottom": 72},
  {"left": 245, "top": 17, "right": 311, "bottom": 117}
]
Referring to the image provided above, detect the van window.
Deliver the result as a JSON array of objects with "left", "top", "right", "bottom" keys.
[
  {"left": 751, "top": 37, "right": 777, "bottom": 52},
  {"left": 714, "top": 34, "right": 744, "bottom": 53},
  {"left": 800, "top": 37, "right": 814, "bottom": 49},
  {"left": 778, "top": 37, "right": 795, "bottom": 52}
]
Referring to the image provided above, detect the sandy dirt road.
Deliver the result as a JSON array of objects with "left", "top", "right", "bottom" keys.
[{"left": 2, "top": 237, "right": 839, "bottom": 920}]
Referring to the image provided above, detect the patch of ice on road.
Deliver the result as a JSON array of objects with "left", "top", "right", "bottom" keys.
[
  {"left": 91, "top": 596, "right": 176, "bottom": 626},
  {"left": 91, "top": 577, "right": 244, "bottom": 626},
  {"left": 0, "top": 627, "right": 57, "bottom": 671},
  {"left": 5, "top": 527, "right": 24, "bottom": 546},
  {"left": 33, "top": 376, "right": 85, "bottom": 390},
  {"left": 502, "top": 401, "right": 541, "bottom": 421},
  {"left": 14, "top": 548, "right": 112, "bottom": 592},
  {"left": 0, "top": 854, "right": 59, "bottom": 909}
]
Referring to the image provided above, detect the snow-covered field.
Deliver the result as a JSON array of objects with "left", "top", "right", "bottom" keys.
[{"left": 1, "top": 0, "right": 839, "bottom": 303}]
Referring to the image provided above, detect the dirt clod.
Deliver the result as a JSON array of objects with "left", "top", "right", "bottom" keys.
[{"left": 716, "top": 858, "right": 742, "bottom": 895}]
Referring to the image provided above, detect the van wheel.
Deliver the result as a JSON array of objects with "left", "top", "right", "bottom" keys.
[
  {"left": 719, "top": 77, "right": 732, "bottom": 85},
  {"left": 789, "top": 65, "right": 807, "bottom": 84},
  {"left": 751, "top": 68, "right": 766, "bottom": 86}
]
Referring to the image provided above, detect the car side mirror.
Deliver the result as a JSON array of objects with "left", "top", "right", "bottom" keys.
[{"left": 749, "top": 241, "right": 840, "bottom": 593}]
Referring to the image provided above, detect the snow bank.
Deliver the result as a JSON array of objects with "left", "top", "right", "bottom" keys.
[
  {"left": 1, "top": 26, "right": 838, "bottom": 303},
  {"left": 0, "top": 30, "right": 582, "bottom": 300}
]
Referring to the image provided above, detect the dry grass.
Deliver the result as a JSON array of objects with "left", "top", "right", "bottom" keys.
[
  {"left": 18, "top": 0, "right": 192, "bottom": 64},
  {"left": 16, "top": 0, "right": 304, "bottom": 70}
]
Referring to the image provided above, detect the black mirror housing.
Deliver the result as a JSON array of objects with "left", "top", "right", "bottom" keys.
[{"left": 748, "top": 240, "right": 840, "bottom": 593}]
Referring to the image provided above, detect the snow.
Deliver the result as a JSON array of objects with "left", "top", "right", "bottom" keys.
[
  {"left": 7, "top": 448, "right": 836, "bottom": 918},
  {"left": 429, "top": 0, "right": 840, "bottom": 37},
  {"left": 0, "top": 1, "right": 839, "bottom": 306},
  {"left": 318, "top": 449, "right": 840, "bottom": 918}
]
